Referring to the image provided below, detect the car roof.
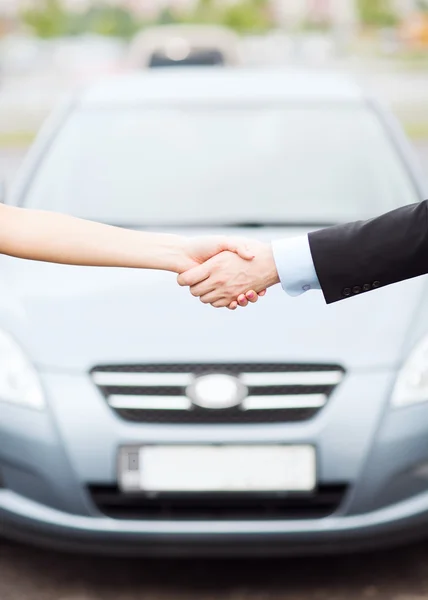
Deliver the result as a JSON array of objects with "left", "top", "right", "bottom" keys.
[
  {"left": 79, "top": 68, "right": 366, "bottom": 107},
  {"left": 129, "top": 24, "right": 239, "bottom": 45}
]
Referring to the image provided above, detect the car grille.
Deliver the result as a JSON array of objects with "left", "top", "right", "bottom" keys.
[
  {"left": 87, "top": 484, "right": 348, "bottom": 520},
  {"left": 91, "top": 363, "right": 344, "bottom": 424}
]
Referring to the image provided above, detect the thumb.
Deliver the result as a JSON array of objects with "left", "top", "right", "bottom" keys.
[
  {"left": 177, "top": 262, "right": 210, "bottom": 287},
  {"left": 222, "top": 237, "right": 254, "bottom": 261}
]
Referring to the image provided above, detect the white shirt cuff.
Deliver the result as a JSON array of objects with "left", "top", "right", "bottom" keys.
[{"left": 271, "top": 235, "right": 320, "bottom": 296}]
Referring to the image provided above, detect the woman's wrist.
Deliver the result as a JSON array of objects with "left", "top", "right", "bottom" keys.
[{"left": 158, "top": 235, "right": 190, "bottom": 273}]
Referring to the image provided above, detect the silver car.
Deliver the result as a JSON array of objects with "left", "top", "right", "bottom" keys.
[{"left": 1, "top": 68, "right": 428, "bottom": 556}]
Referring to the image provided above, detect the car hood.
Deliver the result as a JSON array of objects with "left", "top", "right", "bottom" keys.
[{"left": 0, "top": 228, "right": 425, "bottom": 372}]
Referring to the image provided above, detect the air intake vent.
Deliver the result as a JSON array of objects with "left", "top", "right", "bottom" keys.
[{"left": 88, "top": 483, "right": 349, "bottom": 520}]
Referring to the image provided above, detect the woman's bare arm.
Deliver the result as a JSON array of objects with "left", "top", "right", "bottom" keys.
[{"left": 0, "top": 205, "right": 253, "bottom": 274}]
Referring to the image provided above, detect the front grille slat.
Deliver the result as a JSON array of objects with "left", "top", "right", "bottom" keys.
[
  {"left": 92, "top": 372, "right": 192, "bottom": 387},
  {"left": 91, "top": 363, "right": 344, "bottom": 424},
  {"left": 242, "top": 394, "right": 327, "bottom": 410},
  {"left": 109, "top": 395, "right": 192, "bottom": 410},
  {"left": 92, "top": 370, "right": 343, "bottom": 388},
  {"left": 241, "top": 371, "right": 342, "bottom": 386},
  {"left": 88, "top": 484, "right": 348, "bottom": 520}
]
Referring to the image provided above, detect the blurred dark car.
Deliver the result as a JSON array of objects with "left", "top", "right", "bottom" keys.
[{"left": 126, "top": 25, "right": 240, "bottom": 68}]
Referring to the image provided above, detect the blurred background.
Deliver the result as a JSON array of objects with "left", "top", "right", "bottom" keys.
[
  {"left": 2, "top": 2, "right": 428, "bottom": 600},
  {"left": 0, "top": 0, "right": 427, "bottom": 179}
]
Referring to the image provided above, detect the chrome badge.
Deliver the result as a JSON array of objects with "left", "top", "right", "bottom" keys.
[{"left": 187, "top": 374, "right": 247, "bottom": 410}]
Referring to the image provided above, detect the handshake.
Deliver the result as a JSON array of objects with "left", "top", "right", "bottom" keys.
[{"left": 176, "top": 235, "right": 280, "bottom": 309}]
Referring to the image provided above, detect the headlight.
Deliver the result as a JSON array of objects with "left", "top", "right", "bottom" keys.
[
  {"left": 392, "top": 335, "right": 428, "bottom": 407},
  {"left": 0, "top": 329, "right": 44, "bottom": 409}
]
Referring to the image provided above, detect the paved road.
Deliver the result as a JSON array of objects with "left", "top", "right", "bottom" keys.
[
  {"left": 1, "top": 143, "right": 428, "bottom": 600},
  {"left": 2, "top": 538, "right": 428, "bottom": 600}
]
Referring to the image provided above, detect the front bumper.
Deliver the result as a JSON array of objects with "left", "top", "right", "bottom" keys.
[
  {"left": 3, "top": 369, "right": 428, "bottom": 556},
  {"left": 3, "top": 487, "right": 428, "bottom": 556}
]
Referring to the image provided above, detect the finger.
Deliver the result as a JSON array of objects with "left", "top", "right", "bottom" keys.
[
  {"left": 200, "top": 290, "right": 223, "bottom": 305},
  {"left": 189, "top": 280, "right": 216, "bottom": 298},
  {"left": 177, "top": 264, "right": 210, "bottom": 287},
  {"left": 212, "top": 299, "right": 227, "bottom": 308},
  {"left": 228, "top": 301, "right": 238, "bottom": 310},
  {"left": 223, "top": 237, "right": 254, "bottom": 261},
  {"left": 244, "top": 290, "right": 259, "bottom": 303},
  {"left": 246, "top": 289, "right": 267, "bottom": 299},
  {"left": 237, "top": 294, "right": 249, "bottom": 307}
]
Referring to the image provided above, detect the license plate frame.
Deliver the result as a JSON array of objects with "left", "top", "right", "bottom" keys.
[{"left": 118, "top": 444, "right": 317, "bottom": 494}]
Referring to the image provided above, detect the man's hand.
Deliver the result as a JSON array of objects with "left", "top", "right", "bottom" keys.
[
  {"left": 177, "top": 235, "right": 264, "bottom": 309},
  {"left": 177, "top": 241, "right": 279, "bottom": 308}
]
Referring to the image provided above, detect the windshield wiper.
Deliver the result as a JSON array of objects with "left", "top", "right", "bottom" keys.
[
  {"left": 104, "top": 220, "right": 337, "bottom": 229},
  {"left": 216, "top": 221, "right": 336, "bottom": 228}
]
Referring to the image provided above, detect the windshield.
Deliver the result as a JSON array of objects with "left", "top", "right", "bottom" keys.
[{"left": 22, "top": 105, "right": 418, "bottom": 225}]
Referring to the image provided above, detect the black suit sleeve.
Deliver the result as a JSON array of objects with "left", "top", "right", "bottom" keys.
[{"left": 308, "top": 200, "right": 428, "bottom": 304}]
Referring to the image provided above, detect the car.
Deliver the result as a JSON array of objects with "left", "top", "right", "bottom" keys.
[
  {"left": 125, "top": 24, "right": 240, "bottom": 68},
  {"left": 1, "top": 67, "right": 428, "bottom": 556}
]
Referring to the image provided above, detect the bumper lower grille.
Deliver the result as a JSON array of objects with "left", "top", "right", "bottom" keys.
[
  {"left": 88, "top": 484, "right": 348, "bottom": 520},
  {"left": 91, "top": 363, "right": 344, "bottom": 424}
]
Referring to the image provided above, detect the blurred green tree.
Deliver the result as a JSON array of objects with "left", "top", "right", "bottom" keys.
[
  {"left": 21, "top": 0, "right": 68, "bottom": 38},
  {"left": 178, "top": 0, "right": 221, "bottom": 26},
  {"left": 220, "top": 0, "right": 272, "bottom": 33},
  {"left": 178, "top": 0, "right": 272, "bottom": 33},
  {"left": 357, "top": 0, "right": 399, "bottom": 27},
  {"left": 81, "top": 6, "right": 140, "bottom": 38},
  {"left": 22, "top": 1, "right": 141, "bottom": 38},
  {"left": 157, "top": 8, "right": 180, "bottom": 26},
  {"left": 22, "top": 0, "right": 272, "bottom": 38}
]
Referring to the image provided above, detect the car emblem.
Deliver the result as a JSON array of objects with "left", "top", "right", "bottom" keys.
[{"left": 187, "top": 374, "right": 247, "bottom": 410}]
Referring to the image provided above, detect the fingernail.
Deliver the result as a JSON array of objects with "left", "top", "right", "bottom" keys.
[{"left": 248, "top": 292, "right": 254, "bottom": 299}]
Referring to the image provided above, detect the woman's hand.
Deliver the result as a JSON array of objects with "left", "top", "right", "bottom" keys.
[
  {"left": 180, "top": 236, "right": 267, "bottom": 309},
  {"left": 178, "top": 240, "right": 275, "bottom": 309},
  {"left": 182, "top": 236, "right": 255, "bottom": 270}
]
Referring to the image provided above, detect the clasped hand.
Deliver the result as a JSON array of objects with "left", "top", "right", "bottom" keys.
[{"left": 178, "top": 236, "right": 280, "bottom": 310}]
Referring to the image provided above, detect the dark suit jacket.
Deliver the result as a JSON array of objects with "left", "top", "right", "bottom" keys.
[{"left": 308, "top": 200, "right": 428, "bottom": 304}]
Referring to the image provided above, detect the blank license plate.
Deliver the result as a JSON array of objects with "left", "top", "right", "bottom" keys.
[{"left": 123, "top": 445, "right": 316, "bottom": 493}]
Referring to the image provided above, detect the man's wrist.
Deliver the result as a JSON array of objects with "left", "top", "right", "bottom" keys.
[
  {"left": 263, "top": 244, "right": 280, "bottom": 289},
  {"left": 271, "top": 235, "right": 320, "bottom": 296}
]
